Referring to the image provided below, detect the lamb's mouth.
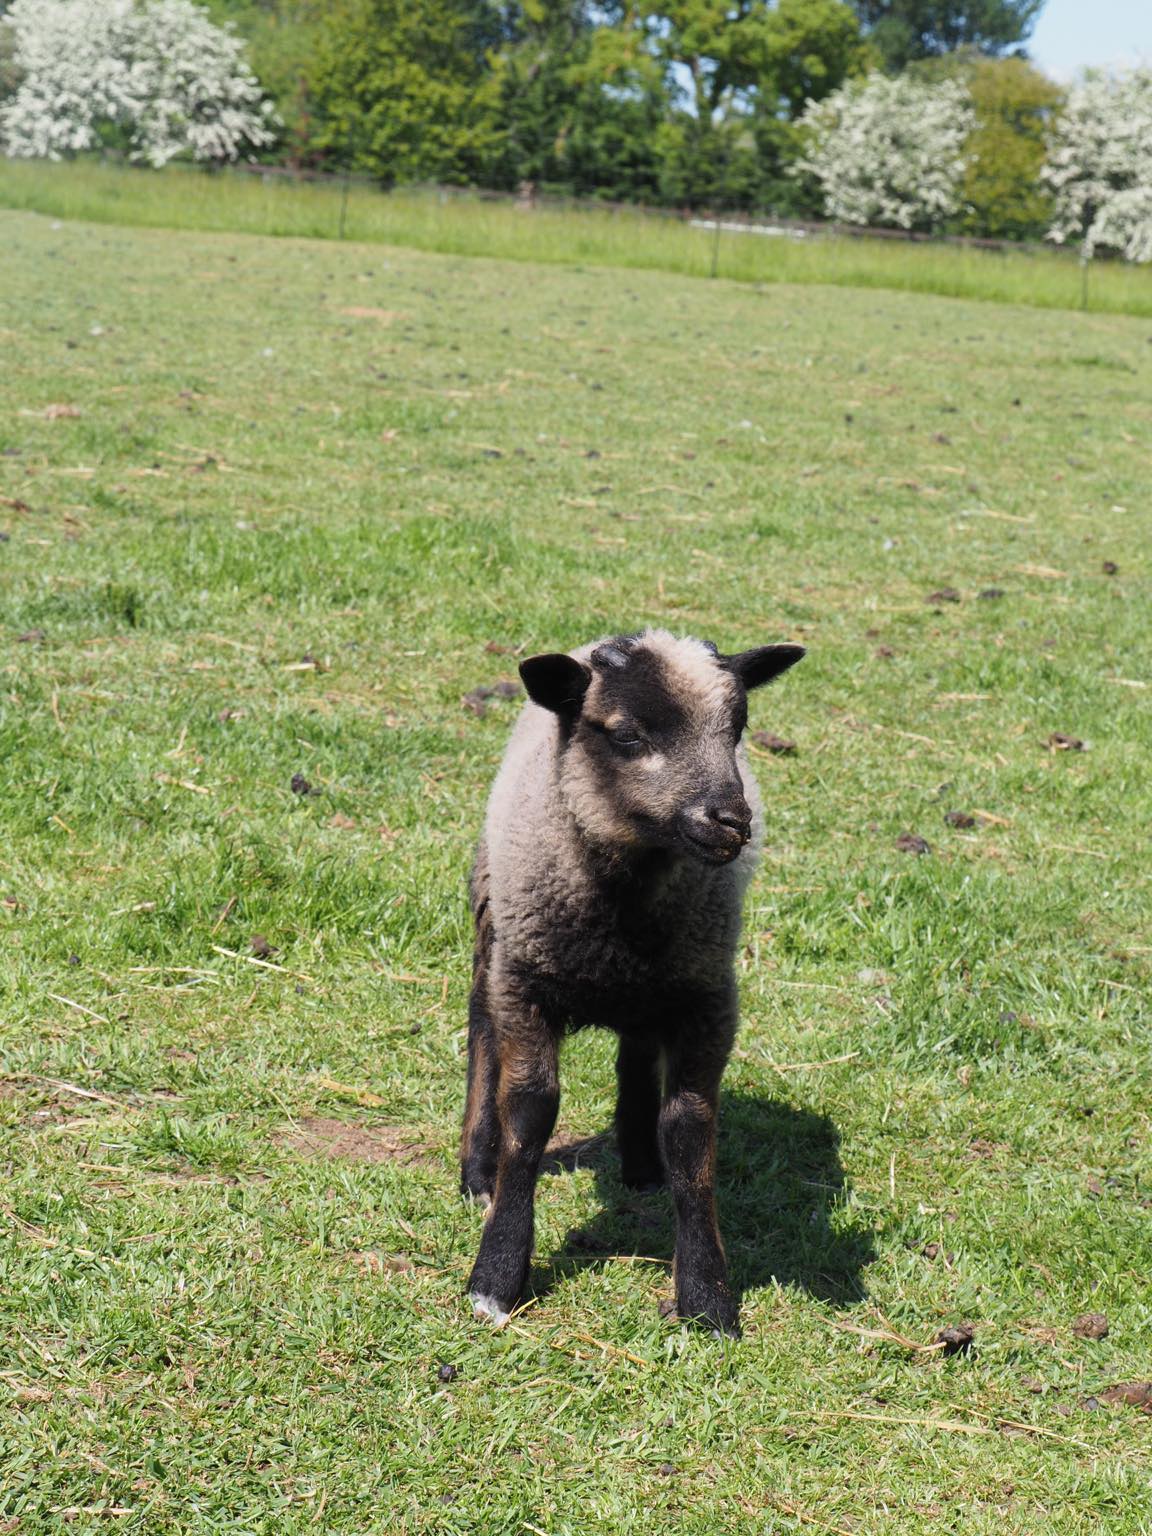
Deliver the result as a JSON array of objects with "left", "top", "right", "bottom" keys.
[{"left": 680, "top": 827, "right": 746, "bottom": 864}]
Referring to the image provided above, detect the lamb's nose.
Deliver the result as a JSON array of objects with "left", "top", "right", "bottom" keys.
[{"left": 707, "top": 799, "right": 752, "bottom": 840}]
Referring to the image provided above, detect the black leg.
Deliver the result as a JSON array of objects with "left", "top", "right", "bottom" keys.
[
  {"left": 460, "top": 982, "right": 500, "bottom": 1202},
  {"left": 461, "top": 849, "right": 499, "bottom": 1201},
  {"left": 466, "top": 1005, "right": 560, "bottom": 1325},
  {"left": 658, "top": 997, "right": 739, "bottom": 1336},
  {"left": 615, "top": 1034, "right": 664, "bottom": 1189}
]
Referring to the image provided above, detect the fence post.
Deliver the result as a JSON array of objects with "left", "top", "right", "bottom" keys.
[
  {"left": 338, "top": 125, "right": 355, "bottom": 241},
  {"left": 710, "top": 213, "right": 721, "bottom": 279}
]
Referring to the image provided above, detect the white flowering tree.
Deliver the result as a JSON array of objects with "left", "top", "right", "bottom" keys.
[
  {"left": 795, "top": 72, "right": 975, "bottom": 231},
  {"left": 1042, "top": 67, "right": 1152, "bottom": 264},
  {"left": 0, "top": 0, "right": 279, "bottom": 166}
]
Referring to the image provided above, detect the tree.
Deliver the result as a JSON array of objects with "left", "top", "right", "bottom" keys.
[
  {"left": 851, "top": 0, "right": 1044, "bottom": 71},
  {"left": 746, "top": 0, "right": 876, "bottom": 212},
  {"left": 0, "top": 0, "right": 278, "bottom": 164},
  {"left": 748, "top": 0, "right": 876, "bottom": 119},
  {"left": 795, "top": 70, "right": 974, "bottom": 230},
  {"left": 629, "top": 0, "right": 870, "bottom": 208},
  {"left": 919, "top": 52, "right": 1062, "bottom": 239},
  {"left": 1042, "top": 66, "right": 1152, "bottom": 264},
  {"left": 308, "top": 0, "right": 504, "bottom": 184},
  {"left": 483, "top": 1, "right": 666, "bottom": 199}
]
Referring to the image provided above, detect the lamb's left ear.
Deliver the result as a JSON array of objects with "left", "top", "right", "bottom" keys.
[
  {"left": 723, "top": 644, "right": 806, "bottom": 690},
  {"left": 519, "top": 653, "right": 593, "bottom": 716}
]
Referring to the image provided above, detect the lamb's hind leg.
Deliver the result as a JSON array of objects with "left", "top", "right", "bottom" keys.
[
  {"left": 460, "top": 981, "right": 500, "bottom": 1203},
  {"left": 615, "top": 1035, "right": 664, "bottom": 1190},
  {"left": 461, "top": 849, "right": 499, "bottom": 1202},
  {"left": 467, "top": 1003, "right": 560, "bottom": 1325}
]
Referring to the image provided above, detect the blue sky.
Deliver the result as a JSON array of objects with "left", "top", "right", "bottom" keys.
[{"left": 1028, "top": 0, "right": 1151, "bottom": 80}]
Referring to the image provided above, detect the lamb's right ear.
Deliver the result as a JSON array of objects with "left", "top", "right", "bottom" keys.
[
  {"left": 519, "top": 653, "right": 592, "bottom": 717},
  {"left": 723, "top": 644, "right": 806, "bottom": 690}
]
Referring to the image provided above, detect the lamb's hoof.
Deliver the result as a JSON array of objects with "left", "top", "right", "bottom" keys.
[
  {"left": 671, "top": 1291, "right": 741, "bottom": 1338},
  {"left": 461, "top": 1180, "right": 493, "bottom": 1211},
  {"left": 621, "top": 1162, "right": 665, "bottom": 1192},
  {"left": 470, "top": 1291, "right": 511, "bottom": 1327}
]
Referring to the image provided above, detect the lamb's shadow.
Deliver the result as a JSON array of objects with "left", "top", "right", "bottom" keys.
[{"left": 533, "top": 1091, "right": 875, "bottom": 1308}]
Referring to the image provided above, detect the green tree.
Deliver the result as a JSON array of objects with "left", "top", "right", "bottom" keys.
[
  {"left": 485, "top": 0, "right": 588, "bottom": 189},
  {"left": 748, "top": 0, "right": 877, "bottom": 211},
  {"left": 852, "top": 0, "right": 1044, "bottom": 71},
  {"left": 635, "top": 0, "right": 870, "bottom": 208},
  {"left": 748, "top": 0, "right": 877, "bottom": 118},
  {"left": 549, "top": 22, "right": 668, "bottom": 198},
  {"left": 945, "top": 53, "right": 1062, "bottom": 238},
  {"left": 308, "top": 0, "right": 504, "bottom": 184},
  {"left": 485, "top": 1, "right": 666, "bottom": 198}
]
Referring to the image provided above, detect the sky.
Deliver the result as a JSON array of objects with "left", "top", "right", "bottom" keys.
[{"left": 1028, "top": 0, "right": 1151, "bottom": 80}]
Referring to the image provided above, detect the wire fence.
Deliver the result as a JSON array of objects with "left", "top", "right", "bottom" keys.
[{"left": 188, "top": 156, "right": 1074, "bottom": 262}]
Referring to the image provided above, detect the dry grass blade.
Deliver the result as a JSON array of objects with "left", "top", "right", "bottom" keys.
[
  {"left": 3, "top": 1207, "right": 100, "bottom": 1258},
  {"left": 567, "top": 1331, "right": 653, "bottom": 1368},
  {"left": 307, "top": 1074, "right": 385, "bottom": 1108},
  {"left": 823, "top": 1310, "right": 946, "bottom": 1354},
  {"left": 768, "top": 1051, "right": 860, "bottom": 1074},
  {"left": 210, "top": 944, "right": 315, "bottom": 981},
  {"left": 812, "top": 1408, "right": 989, "bottom": 1435},
  {"left": 43, "top": 993, "right": 109, "bottom": 1024},
  {"left": 33, "top": 1076, "right": 124, "bottom": 1107},
  {"left": 743, "top": 1493, "right": 857, "bottom": 1536}
]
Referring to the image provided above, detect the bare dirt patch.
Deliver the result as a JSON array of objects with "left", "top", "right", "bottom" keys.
[
  {"left": 275, "top": 1116, "right": 437, "bottom": 1165},
  {"left": 339, "top": 306, "right": 402, "bottom": 323}
]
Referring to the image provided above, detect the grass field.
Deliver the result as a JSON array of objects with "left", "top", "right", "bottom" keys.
[
  {"left": 1, "top": 206, "right": 1151, "bottom": 1534},
  {"left": 4, "top": 157, "right": 1152, "bottom": 320}
]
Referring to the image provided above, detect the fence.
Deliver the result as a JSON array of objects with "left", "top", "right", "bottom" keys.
[{"left": 212, "top": 158, "right": 1069, "bottom": 262}]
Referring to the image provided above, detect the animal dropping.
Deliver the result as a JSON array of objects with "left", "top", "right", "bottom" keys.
[
  {"left": 1071, "top": 1312, "right": 1108, "bottom": 1340},
  {"left": 460, "top": 628, "right": 805, "bottom": 1336},
  {"left": 895, "top": 832, "right": 931, "bottom": 855}
]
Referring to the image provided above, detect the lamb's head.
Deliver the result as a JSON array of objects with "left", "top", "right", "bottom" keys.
[{"left": 519, "top": 629, "right": 804, "bottom": 865}]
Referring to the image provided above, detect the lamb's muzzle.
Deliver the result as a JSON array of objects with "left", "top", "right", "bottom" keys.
[{"left": 460, "top": 627, "right": 805, "bottom": 1334}]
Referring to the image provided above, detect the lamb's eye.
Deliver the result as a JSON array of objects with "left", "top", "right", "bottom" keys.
[{"left": 607, "top": 728, "right": 646, "bottom": 755}]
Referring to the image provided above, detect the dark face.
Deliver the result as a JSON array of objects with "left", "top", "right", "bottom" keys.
[{"left": 520, "top": 632, "right": 805, "bottom": 864}]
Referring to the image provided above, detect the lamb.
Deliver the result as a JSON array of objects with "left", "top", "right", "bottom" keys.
[{"left": 461, "top": 627, "right": 805, "bottom": 1335}]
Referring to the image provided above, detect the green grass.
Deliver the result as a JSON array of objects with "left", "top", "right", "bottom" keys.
[
  {"left": 2, "top": 206, "right": 1151, "bottom": 1534},
  {"left": 4, "top": 156, "right": 1152, "bottom": 319}
]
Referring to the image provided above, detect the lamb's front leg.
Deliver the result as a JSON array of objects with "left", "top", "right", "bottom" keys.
[
  {"left": 466, "top": 1003, "right": 560, "bottom": 1326},
  {"left": 615, "top": 1034, "right": 664, "bottom": 1189},
  {"left": 659, "top": 998, "right": 739, "bottom": 1336}
]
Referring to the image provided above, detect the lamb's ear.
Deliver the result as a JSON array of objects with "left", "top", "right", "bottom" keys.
[
  {"left": 519, "top": 653, "right": 592, "bottom": 716},
  {"left": 723, "top": 644, "right": 806, "bottom": 691}
]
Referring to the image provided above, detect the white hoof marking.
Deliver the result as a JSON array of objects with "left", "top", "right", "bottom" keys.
[{"left": 470, "top": 1292, "right": 510, "bottom": 1327}]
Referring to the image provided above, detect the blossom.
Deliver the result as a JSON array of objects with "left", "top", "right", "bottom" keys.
[
  {"left": 1, "top": 0, "right": 279, "bottom": 166},
  {"left": 794, "top": 72, "right": 975, "bottom": 232},
  {"left": 1042, "top": 67, "right": 1152, "bottom": 263}
]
